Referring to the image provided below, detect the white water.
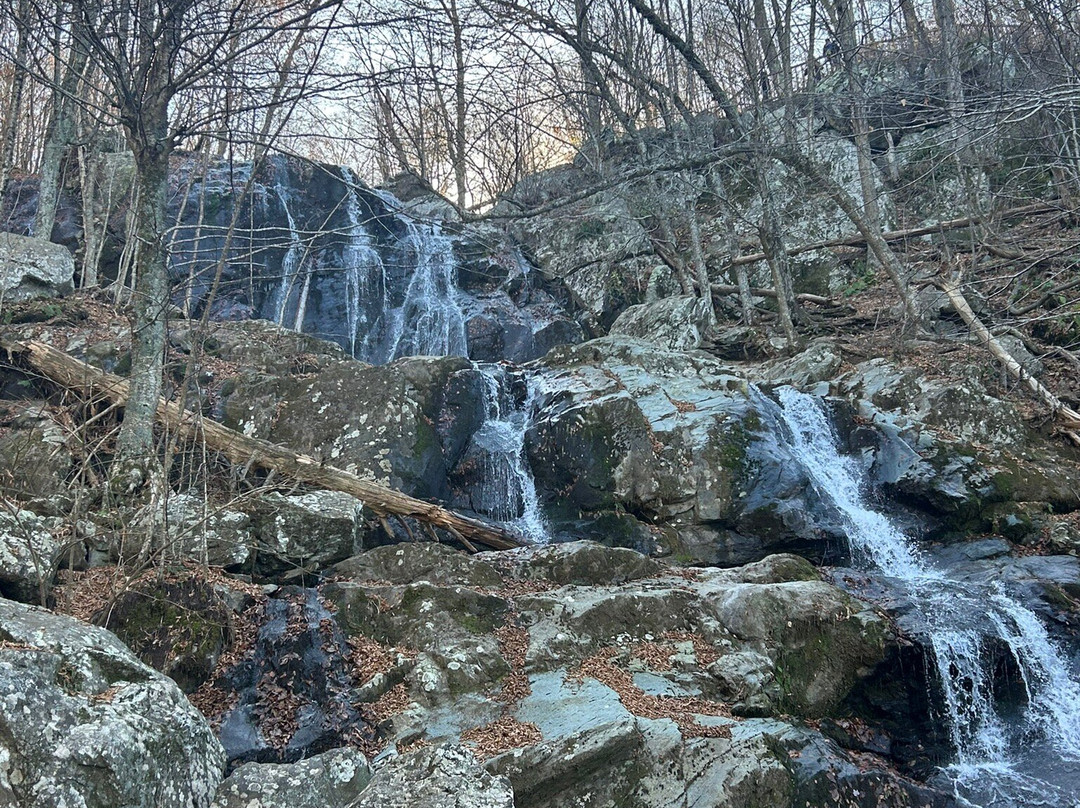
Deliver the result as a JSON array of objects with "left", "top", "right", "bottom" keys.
[
  {"left": 772, "top": 387, "right": 1080, "bottom": 806},
  {"left": 340, "top": 168, "right": 390, "bottom": 358},
  {"left": 271, "top": 185, "right": 307, "bottom": 329},
  {"left": 382, "top": 216, "right": 468, "bottom": 361},
  {"left": 467, "top": 364, "right": 548, "bottom": 543}
]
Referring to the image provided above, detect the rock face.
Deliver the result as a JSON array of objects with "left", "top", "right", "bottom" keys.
[
  {"left": 527, "top": 337, "right": 849, "bottom": 564},
  {"left": 212, "top": 747, "right": 372, "bottom": 808},
  {"left": 0, "top": 233, "right": 75, "bottom": 303},
  {"left": 318, "top": 541, "right": 942, "bottom": 808},
  {"left": 166, "top": 156, "right": 580, "bottom": 364},
  {"left": 0, "top": 598, "right": 225, "bottom": 808}
]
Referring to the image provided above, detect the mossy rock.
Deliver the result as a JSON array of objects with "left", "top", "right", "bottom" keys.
[{"left": 96, "top": 574, "right": 232, "bottom": 694}]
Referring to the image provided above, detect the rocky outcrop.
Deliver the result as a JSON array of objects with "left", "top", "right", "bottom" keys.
[
  {"left": 0, "top": 233, "right": 75, "bottom": 303},
  {"left": 0, "top": 597, "right": 225, "bottom": 808},
  {"left": 317, "top": 541, "right": 943, "bottom": 808},
  {"left": 527, "top": 336, "right": 848, "bottom": 564}
]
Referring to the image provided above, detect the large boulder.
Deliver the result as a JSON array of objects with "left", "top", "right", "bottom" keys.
[
  {"left": 0, "top": 598, "right": 226, "bottom": 807},
  {"left": 0, "top": 509, "right": 63, "bottom": 603},
  {"left": 0, "top": 233, "right": 75, "bottom": 303},
  {"left": 609, "top": 295, "right": 714, "bottom": 351},
  {"left": 212, "top": 747, "right": 371, "bottom": 808},
  {"left": 528, "top": 336, "right": 847, "bottom": 564},
  {"left": 350, "top": 745, "right": 513, "bottom": 808}
]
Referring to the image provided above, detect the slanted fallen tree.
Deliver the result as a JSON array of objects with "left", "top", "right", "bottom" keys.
[
  {"left": 0, "top": 336, "right": 523, "bottom": 551},
  {"left": 935, "top": 275, "right": 1080, "bottom": 446}
]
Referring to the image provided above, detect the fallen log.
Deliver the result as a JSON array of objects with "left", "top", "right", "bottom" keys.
[
  {"left": 710, "top": 283, "right": 835, "bottom": 307},
  {"left": 0, "top": 336, "right": 524, "bottom": 551},
  {"left": 727, "top": 202, "right": 1060, "bottom": 268},
  {"left": 935, "top": 276, "right": 1080, "bottom": 446}
]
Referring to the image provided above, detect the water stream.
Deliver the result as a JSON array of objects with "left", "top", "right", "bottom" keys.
[
  {"left": 767, "top": 386, "right": 1080, "bottom": 807},
  {"left": 270, "top": 185, "right": 307, "bottom": 330},
  {"left": 466, "top": 363, "right": 549, "bottom": 543}
]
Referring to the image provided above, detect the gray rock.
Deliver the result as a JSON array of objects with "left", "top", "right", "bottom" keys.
[
  {"left": 166, "top": 492, "right": 253, "bottom": 568},
  {"left": 0, "top": 598, "right": 225, "bottom": 808},
  {"left": 212, "top": 747, "right": 371, "bottom": 808},
  {"left": 486, "top": 540, "right": 662, "bottom": 586},
  {"left": 754, "top": 340, "right": 842, "bottom": 388},
  {"left": 0, "top": 233, "right": 75, "bottom": 303},
  {"left": 349, "top": 745, "right": 513, "bottom": 808},
  {"left": 249, "top": 490, "right": 365, "bottom": 575},
  {"left": 0, "top": 509, "right": 63, "bottom": 603},
  {"left": 609, "top": 295, "right": 714, "bottom": 351},
  {"left": 0, "top": 402, "right": 72, "bottom": 502},
  {"left": 334, "top": 542, "right": 502, "bottom": 588}
]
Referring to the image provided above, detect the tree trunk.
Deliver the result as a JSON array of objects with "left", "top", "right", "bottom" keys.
[
  {"left": 115, "top": 120, "right": 171, "bottom": 473},
  {"left": 0, "top": 0, "right": 30, "bottom": 202},
  {"left": 36, "top": 24, "right": 90, "bottom": 240}
]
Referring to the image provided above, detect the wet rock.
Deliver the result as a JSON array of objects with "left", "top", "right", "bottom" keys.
[
  {"left": 609, "top": 295, "right": 714, "bottom": 351},
  {"left": 211, "top": 747, "right": 372, "bottom": 808},
  {"left": 209, "top": 588, "right": 375, "bottom": 768},
  {"left": 332, "top": 542, "right": 502, "bottom": 589},
  {"left": 0, "top": 509, "right": 63, "bottom": 603},
  {"left": 0, "top": 598, "right": 225, "bottom": 808},
  {"left": 701, "top": 325, "right": 772, "bottom": 360},
  {"left": 351, "top": 744, "right": 513, "bottom": 808},
  {"left": 0, "top": 233, "right": 75, "bottom": 303},
  {"left": 529, "top": 336, "right": 848, "bottom": 564}
]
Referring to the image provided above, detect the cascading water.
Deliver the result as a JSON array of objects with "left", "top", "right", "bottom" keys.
[
  {"left": 270, "top": 185, "right": 307, "bottom": 329},
  {"left": 381, "top": 217, "right": 468, "bottom": 362},
  {"left": 767, "top": 386, "right": 1080, "bottom": 807},
  {"left": 465, "top": 364, "right": 548, "bottom": 543},
  {"left": 340, "top": 168, "right": 389, "bottom": 358}
]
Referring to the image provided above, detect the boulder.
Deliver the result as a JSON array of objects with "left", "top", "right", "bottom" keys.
[
  {"left": 333, "top": 542, "right": 502, "bottom": 589},
  {"left": 0, "top": 233, "right": 75, "bottom": 303},
  {"left": 166, "top": 492, "right": 253, "bottom": 569},
  {"left": 0, "top": 509, "right": 63, "bottom": 603},
  {"left": 609, "top": 295, "right": 714, "bottom": 351},
  {"left": 485, "top": 540, "right": 662, "bottom": 586},
  {"left": 212, "top": 747, "right": 371, "bottom": 808},
  {"left": 247, "top": 490, "right": 365, "bottom": 576},
  {"left": 222, "top": 355, "right": 471, "bottom": 499},
  {"left": 350, "top": 745, "right": 513, "bottom": 808},
  {"left": 0, "top": 402, "right": 72, "bottom": 502},
  {"left": 0, "top": 598, "right": 225, "bottom": 807}
]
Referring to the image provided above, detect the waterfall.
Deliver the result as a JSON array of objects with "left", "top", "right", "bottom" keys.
[
  {"left": 466, "top": 364, "right": 548, "bottom": 543},
  {"left": 335, "top": 178, "right": 468, "bottom": 363},
  {"left": 381, "top": 216, "right": 468, "bottom": 362},
  {"left": 271, "top": 185, "right": 306, "bottom": 329},
  {"left": 768, "top": 386, "right": 1080, "bottom": 806},
  {"left": 340, "top": 168, "right": 389, "bottom": 358}
]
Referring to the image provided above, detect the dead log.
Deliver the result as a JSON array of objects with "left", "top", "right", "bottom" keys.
[
  {"left": 0, "top": 336, "right": 524, "bottom": 551},
  {"left": 935, "top": 277, "right": 1080, "bottom": 446},
  {"left": 710, "top": 283, "right": 835, "bottom": 307},
  {"left": 727, "top": 202, "right": 1059, "bottom": 268}
]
